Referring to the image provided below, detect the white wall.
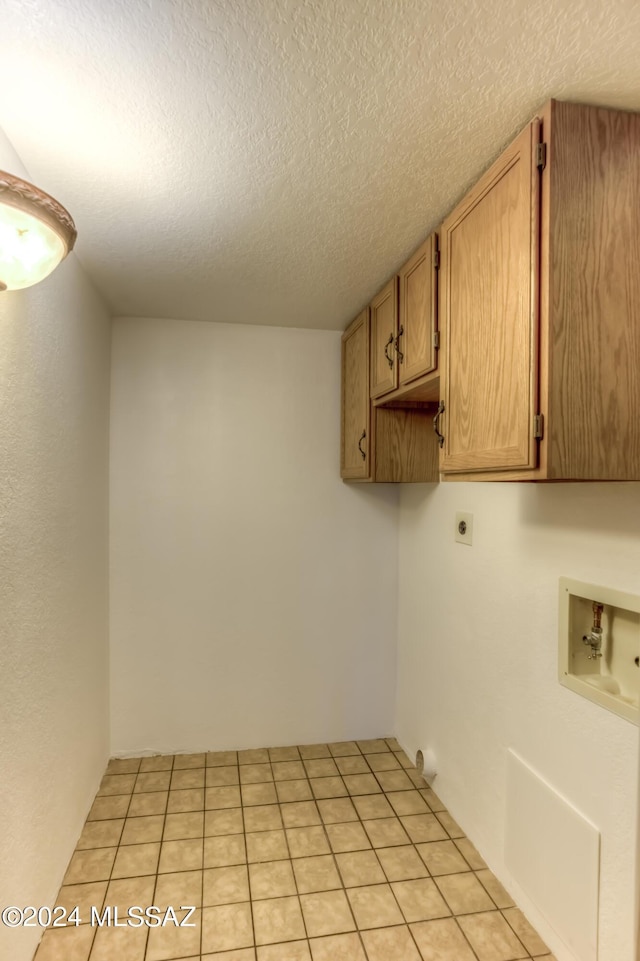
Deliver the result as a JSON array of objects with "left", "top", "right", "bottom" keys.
[
  {"left": 396, "top": 481, "right": 639, "bottom": 961},
  {"left": 110, "top": 317, "right": 398, "bottom": 754},
  {"left": 0, "top": 132, "right": 111, "bottom": 961}
]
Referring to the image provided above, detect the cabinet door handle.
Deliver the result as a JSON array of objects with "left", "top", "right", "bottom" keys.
[
  {"left": 358, "top": 429, "right": 367, "bottom": 460},
  {"left": 433, "top": 401, "right": 445, "bottom": 448},
  {"left": 394, "top": 325, "right": 404, "bottom": 363},
  {"left": 383, "top": 333, "right": 395, "bottom": 369}
]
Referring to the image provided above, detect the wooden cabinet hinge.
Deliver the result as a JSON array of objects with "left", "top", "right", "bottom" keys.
[
  {"left": 433, "top": 331, "right": 440, "bottom": 349},
  {"left": 536, "top": 142, "right": 547, "bottom": 170},
  {"left": 432, "top": 249, "right": 440, "bottom": 269},
  {"left": 533, "top": 413, "right": 544, "bottom": 439}
]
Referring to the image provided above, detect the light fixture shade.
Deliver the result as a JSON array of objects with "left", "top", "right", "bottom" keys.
[{"left": 0, "top": 171, "right": 77, "bottom": 291}]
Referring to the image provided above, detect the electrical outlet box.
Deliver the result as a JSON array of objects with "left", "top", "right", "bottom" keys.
[
  {"left": 455, "top": 511, "right": 473, "bottom": 546},
  {"left": 559, "top": 577, "right": 640, "bottom": 725}
]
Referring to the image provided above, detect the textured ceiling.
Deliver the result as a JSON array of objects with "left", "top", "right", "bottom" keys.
[{"left": 1, "top": 0, "right": 640, "bottom": 330}]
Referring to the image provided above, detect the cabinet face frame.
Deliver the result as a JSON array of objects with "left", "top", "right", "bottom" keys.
[
  {"left": 341, "top": 308, "right": 372, "bottom": 480},
  {"left": 398, "top": 233, "right": 438, "bottom": 387},
  {"left": 370, "top": 276, "right": 399, "bottom": 399},
  {"left": 439, "top": 119, "right": 541, "bottom": 474}
]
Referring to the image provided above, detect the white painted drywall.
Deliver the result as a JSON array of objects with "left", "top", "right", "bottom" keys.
[
  {"left": 396, "top": 481, "right": 639, "bottom": 961},
  {"left": 110, "top": 317, "right": 398, "bottom": 754},
  {"left": 0, "top": 132, "right": 111, "bottom": 961}
]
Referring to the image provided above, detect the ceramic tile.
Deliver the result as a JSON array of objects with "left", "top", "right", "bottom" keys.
[
  {"left": 89, "top": 923, "right": 148, "bottom": 961},
  {"left": 346, "top": 883, "right": 404, "bottom": 928},
  {"left": 243, "top": 805, "right": 283, "bottom": 832},
  {"left": 410, "top": 918, "right": 477, "bottom": 961},
  {"left": 298, "top": 744, "right": 331, "bottom": 759},
  {"left": 207, "top": 766, "right": 240, "bottom": 787},
  {"left": 435, "top": 873, "right": 495, "bottom": 915},
  {"left": 204, "top": 864, "right": 250, "bottom": 906},
  {"left": 204, "top": 834, "right": 246, "bottom": 867},
  {"left": 201, "top": 902, "right": 254, "bottom": 953},
  {"left": 374, "top": 770, "right": 415, "bottom": 792},
  {"left": 257, "top": 941, "right": 311, "bottom": 960},
  {"left": 394, "top": 751, "right": 414, "bottom": 769},
  {"left": 363, "top": 817, "right": 410, "bottom": 848},
  {"left": 280, "top": 801, "right": 321, "bottom": 828},
  {"left": 299, "top": 890, "right": 356, "bottom": 937},
  {"left": 293, "top": 854, "right": 341, "bottom": 893},
  {"left": 206, "top": 786, "right": 242, "bottom": 809},
  {"left": 145, "top": 907, "right": 201, "bottom": 960},
  {"left": 356, "top": 739, "right": 388, "bottom": 754},
  {"left": 246, "top": 829, "right": 289, "bottom": 863},
  {"left": 76, "top": 819, "right": 124, "bottom": 850},
  {"left": 375, "top": 845, "right": 428, "bottom": 882},
  {"left": 386, "top": 790, "right": 429, "bottom": 816},
  {"left": 203, "top": 950, "right": 255, "bottom": 960},
  {"left": 173, "top": 753, "right": 206, "bottom": 769},
  {"left": 63, "top": 848, "right": 117, "bottom": 885},
  {"left": 325, "top": 821, "right": 371, "bottom": 853},
  {"left": 352, "top": 795, "right": 394, "bottom": 820},
  {"left": 55, "top": 881, "right": 108, "bottom": 923},
  {"left": 360, "top": 924, "right": 422, "bottom": 961},
  {"left": 286, "top": 826, "right": 331, "bottom": 858},
  {"left": 242, "top": 782, "right": 278, "bottom": 806},
  {"left": 342, "top": 774, "right": 381, "bottom": 796},
  {"left": 366, "top": 753, "right": 401, "bottom": 772},
  {"left": 139, "top": 756, "right": 174, "bottom": 772},
  {"left": 206, "top": 750, "right": 239, "bottom": 767},
  {"left": 159, "top": 838, "right": 204, "bottom": 873},
  {"left": 87, "top": 795, "right": 130, "bottom": 821},
  {"left": 171, "top": 768, "right": 205, "bottom": 791},
  {"left": 416, "top": 840, "right": 471, "bottom": 876},
  {"left": 268, "top": 746, "right": 301, "bottom": 762},
  {"left": 335, "top": 755, "right": 369, "bottom": 775},
  {"left": 271, "top": 761, "right": 306, "bottom": 781},
  {"left": 304, "top": 758, "right": 339, "bottom": 778},
  {"left": 502, "top": 907, "right": 550, "bottom": 955},
  {"left": 34, "top": 924, "right": 95, "bottom": 961},
  {"left": 238, "top": 748, "right": 270, "bottom": 765},
  {"left": 167, "top": 788, "right": 205, "bottom": 813},
  {"left": 205, "top": 807, "right": 244, "bottom": 837},
  {"left": 134, "top": 772, "right": 171, "bottom": 793},
  {"left": 276, "top": 779, "right": 313, "bottom": 802},
  {"left": 476, "top": 869, "right": 515, "bottom": 908},
  {"left": 106, "top": 758, "right": 141, "bottom": 776},
  {"left": 316, "top": 798, "right": 358, "bottom": 824},
  {"left": 97, "top": 774, "right": 136, "bottom": 797},
  {"left": 407, "top": 770, "right": 429, "bottom": 789},
  {"left": 240, "top": 764, "right": 274, "bottom": 784},
  {"left": 104, "top": 875, "right": 156, "bottom": 914},
  {"left": 308, "top": 933, "right": 366, "bottom": 961},
  {"left": 309, "top": 776, "right": 347, "bottom": 799},
  {"left": 335, "top": 850, "right": 385, "bottom": 887},
  {"left": 249, "top": 859, "right": 296, "bottom": 899},
  {"left": 420, "top": 788, "right": 446, "bottom": 812},
  {"left": 127, "top": 792, "right": 168, "bottom": 817},
  {"left": 327, "top": 741, "right": 360, "bottom": 757},
  {"left": 391, "top": 878, "right": 451, "bottom": 923},
  {"left": 111, "top": 842, "right": 160, "bottom": 879},
  {"left": 457, "top": 911, "right": 529, "bottom": 961},
  {"left": 163, "top": 811, "right": 204, "bottom": 840},
  {"left": 385, "top": 738, "right": 402, "bottom": 751},
  {"left": 455, "top": 837, "right": 488, "bottom": 870},
  {"left": 436, "top": 811, "right": 465, "bottom": 838},
  {"left": 400, "top": 814, "right": 448, "bottom": 843},
  {"left": 154, "top": 869, "right": 203, "bottom": 908},
  {"left": 120, "top": 815, "right": 164, "bottom": 846},
  {"left": 253, "top": 896, "right": 306, "bottom": 945}
]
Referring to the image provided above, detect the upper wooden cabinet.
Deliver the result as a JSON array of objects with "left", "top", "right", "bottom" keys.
[
  {"left": 438, "top": 100, "right": 640, "bottom": 481},
  {"left": 341, "top": 309, "right": 439, "bottom": 483},
  {"left": 370, "top": 234, "right": 440, "bottom": 405}
]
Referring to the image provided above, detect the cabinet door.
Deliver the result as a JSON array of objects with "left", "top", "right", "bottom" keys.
[
  {"left": 440, "top": 120, "right": 541, "bottom": 473},
  {"left": 398, "top": 233, "right": 438, "bottom": 386},
  {"left": 370, "top": 277, "right": 398, "bottom": 398},
  {"left": 341, "top": 309, "right": 371, "bottom": 479}
]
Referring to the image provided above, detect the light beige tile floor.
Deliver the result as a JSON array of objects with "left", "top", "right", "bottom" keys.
[{"left": 33, "top": 739, "right": 557, "bottom": 961}]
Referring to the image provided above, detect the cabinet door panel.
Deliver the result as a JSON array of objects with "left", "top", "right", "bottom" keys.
[
  {"left": 370, "top": 277, "right": 398, "bottom": 398},
  {"left": 399, "top": 234, "right": 437, "bottom": 385},
  {"left": 441, "top": 120, "right": 540, "bottom": 472},
  {"left": 341, "top": 309, "right": 371, "bottom": 479}
]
